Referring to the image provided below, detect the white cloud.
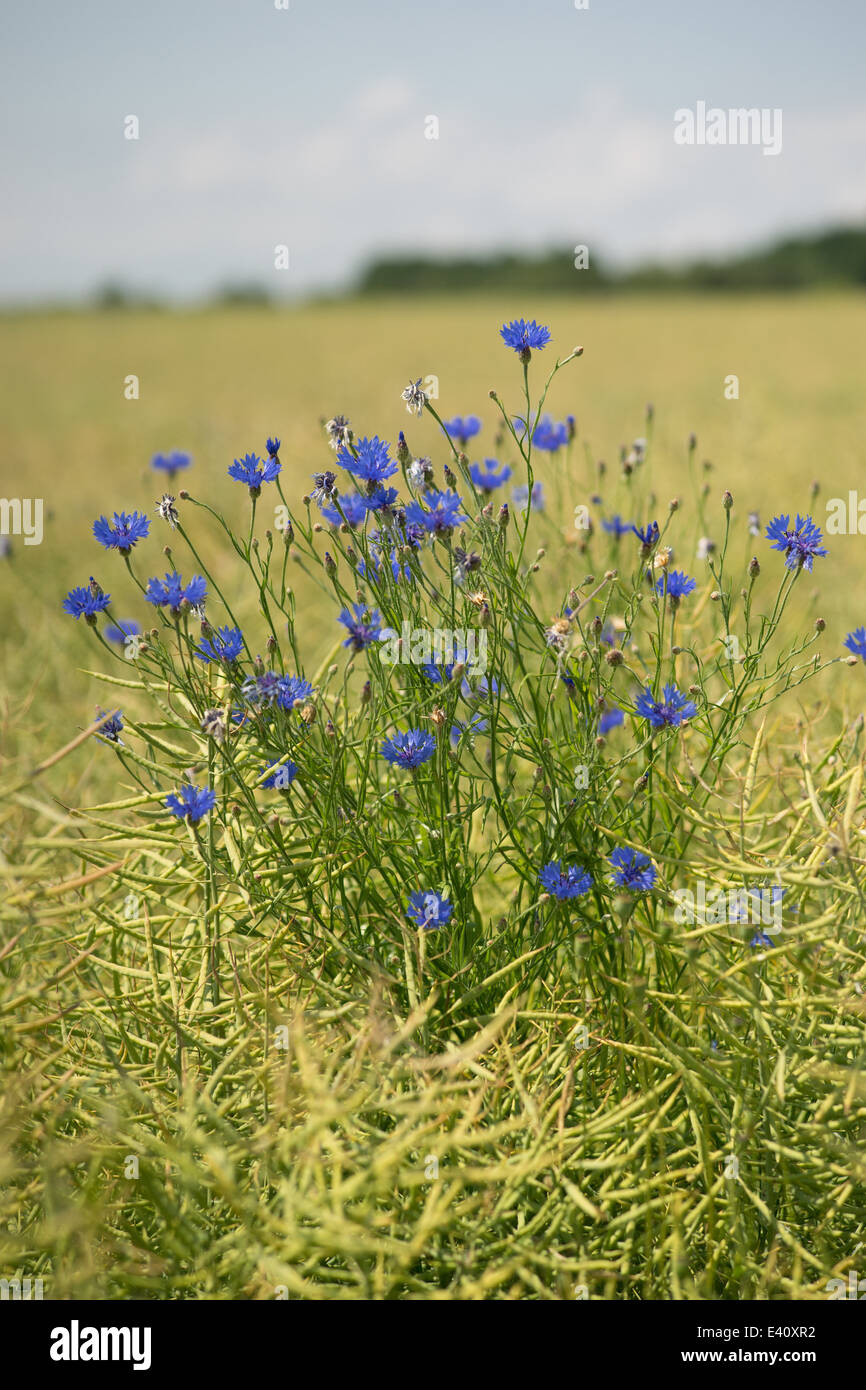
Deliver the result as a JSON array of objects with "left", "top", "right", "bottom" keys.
[{"left": 3, "top": 83, "right": 865, "bottom": 297}]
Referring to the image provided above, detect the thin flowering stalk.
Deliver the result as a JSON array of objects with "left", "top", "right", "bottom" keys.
[
  {"left": 176, "top": 525, "right": 246, "bottom": 635},
  {"left": 422, "top": 399, "right": 462, "bottom": 466},
  {"left": 120, "top": 552, "right": 154, "bottom": 605},
  {"left": 489, "top": 346, "right": 583, "bottom": 572},
  {"left": 247, "top": 544, "right": 292, "bottom": 661},
  {"left": 759, "top": 563, "right": 801, "bottom": 650}
]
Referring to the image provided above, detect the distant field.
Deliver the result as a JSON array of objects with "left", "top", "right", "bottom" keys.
[{"left": 1, "top": 291, "right": 865, "bottom": 786}]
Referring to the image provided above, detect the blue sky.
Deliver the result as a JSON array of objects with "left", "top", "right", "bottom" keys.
[{"left": 1, "top": 0, "right": 864, "bottom": 300}]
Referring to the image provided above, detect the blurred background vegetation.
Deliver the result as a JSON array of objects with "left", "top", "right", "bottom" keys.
[{"left": 21, "top": 222, "right": 866, "bottom": 310}]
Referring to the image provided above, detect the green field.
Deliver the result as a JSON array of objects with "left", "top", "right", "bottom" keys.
[
  {"left": 1, "top": 292, "right": 865, "bottom": 1301},
  {"left": 2, "top": 290, "right": 864, "bottom": 754}
]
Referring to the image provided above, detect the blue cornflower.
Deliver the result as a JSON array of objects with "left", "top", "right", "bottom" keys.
[
  {"left": 405, "top": 490, "right": 467, "bottom": 536},
  {"left": 765, "top": 513, "right": 827, "bottom": 572},
  {"left": 311, "top": 471, "right": 338, "bottom": 504},
  {"left": 406, "top": 890, "right": 453, "bottom": 930},
  {"left": 609, "top": 848, "right": 657, "bottom": 892},
  {"left": 339, "top": 604, "right": 383, "bottom": 652},
  {"left": 95, "top": 708, "right": 124, "bottom": 743},
  {"left": 599, "top": 707, "right": 624, "bottom": 736},
  {"left": 337, "top": 435, "right": 397, "bottom": 488},
  {"left": 276, "top": 675, "right": 314, "bottom": 710},
  {"left": 470, "top": 459, "right": 512, "bottom": 493},
  {"left": 165, "top": 782, "right": 217, "bottom": 823},
  {"left": 750, "top": 931, "right": 775, "bottom": 950},
  {"left": 242, "top": 671, "right": 282, "bottom": 708},
  {"left": 321, "top": 493, "right": 369, "bottom": 527},
  {"left": 474, "top": 674, "right": 499, "bottom": 699},
  {"left": 655, "top": 569, "right": 696, "bottom": 602},
  {"left": 500, "top": 318, "right": 552, "bottom": 357},
  {"left": 460, "top": 672, "right": 499, "bottom": 700},
  {"left": 258, "top": 759, "right": 298, "bottom": 790},
  {"left": 729, "top": 885, "right": 785, "bottom": 924},
  {"left": 151, "top": 450, "right": 191, "bottom": 478},
  {"left": 63, "top": 584, "right": 111, "bottom": 622},
  {"left": 844, "top": 627, "right": 866, "bottom": 660},
  {"left": 633, "top": 521, "right": 660, "bottom": 549},
  {"left": 602, "top": 515, "right": 633, "bottom": 538},
  {"left": 636, "top": 683, "right": 697, "bottom": 729},
  {"left": 442, "top": 415, "right": 482, "bottom": 446},
  {"left": 240, "top": 673, "right": 314, "bottom": 712},
  {"left": 365, "top": 485, "right": 400, "bottom": 514},
  {"left": 421, "top": 660, "right": 454, "bottom": 684},
  {"left": 194, "top": 625, "right": 244, "bottom": 663},
  {"left": 539, "top": 861, "right": 593, "bottom": 900},
  {"left": 450, "top": 713, "right": 487, "bottom": 745},
  {"left": 228, "top": 451, "right": 281, "bottom": 493},
  {"left": 355, "top": 545, "right": 414, "bottom": 584},
  {"left": 144, "top": 572, "right": 207, "bottom": 615},
  {"left": 401, "top": 519, "right": 427, "bottom": 550},
  {"left": 241, "top": 671, "right": 314, "bottom": 713},
  {"left": 381, "top": 728, "right": 437, "bottom": 770},
  {"left": 512, "top": 482, "right": 545, "bottom": 512},
  {"left": 265, "top": 436, "right": 281, "bottom": 458},
  {"left": 437, "top": 638, "right": 469, "bottom": 670},
  {"left": 104, "top": 619, "right": 141, "bottom": 645},
  {"left": 512, "top": 411, "right": 539, "bottom": 439},
  {"left": 532, "top": 415, "right": 568, "bottom": 452},
  {"left": 92, "top": 510, "right": 150, "bottom": 553}
]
